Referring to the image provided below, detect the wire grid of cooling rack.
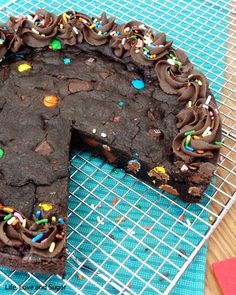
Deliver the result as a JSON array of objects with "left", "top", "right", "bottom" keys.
[{"left": 0, "top": 0, "right": 236, "bottom": 294}]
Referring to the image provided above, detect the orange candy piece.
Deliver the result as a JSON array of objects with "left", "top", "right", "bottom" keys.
[
  {"left": 112, "top": 196, "right": 118, "bottom": 206},
  {"left": 43, "top": 95, "right": 58, "bottom": 108}
]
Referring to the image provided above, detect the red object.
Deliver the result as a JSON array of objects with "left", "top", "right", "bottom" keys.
[
  {"left": 212, "top": 257, "right": 236, "bottom": 295},
  {"left": 112, "top": 115, "right": 121, "bottom": 122},
  {"left": 112, "top": 196, "right": 118, "bottom": 206}
]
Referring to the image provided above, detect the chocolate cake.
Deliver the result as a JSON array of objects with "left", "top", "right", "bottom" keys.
[{"left": 0, "top": 9, "right": 221, "bottom": 276}]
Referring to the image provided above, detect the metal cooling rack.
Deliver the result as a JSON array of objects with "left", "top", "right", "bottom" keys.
[{"left": 0, "top": 0, "right": 236, "bottom": 294}]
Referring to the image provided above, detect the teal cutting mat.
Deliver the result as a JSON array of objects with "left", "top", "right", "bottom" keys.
[{"left": 0, "top": 0, "right": 229, "bottom": 294}]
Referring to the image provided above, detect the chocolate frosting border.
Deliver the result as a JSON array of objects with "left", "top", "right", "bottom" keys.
[{"left": 0, "top": 8, "right": 221, "bottom": 164}]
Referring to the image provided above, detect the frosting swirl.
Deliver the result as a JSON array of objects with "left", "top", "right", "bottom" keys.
[
  {"left": 83, "top": 12, "right": 115, "bottom": 46},
  {"left": 0, "top": 22, "right": 23, "bottom": 55},
  {"left": 130, "top": 32, "right": 173, "bottom": 66},
  {"left": 20, "top": 9, "right": 58, "bottom": 47},
  {"left": 0, "top": 221, "right": 23, "bottom": 247},
  {"left": 21, "top": 223, "right": 65, "bottom": 258},
  {"left": 109, "top": 21, "right": 146, "bottom": 57},
  {"left": 57, "top": 10, "right": 87, "bottom": 45},
  {"left": 58, "top": 11, "right": 115, "bottom": 46},
  {"left": 0, "top": 205, "right": 66, "bottom": 258},
  {"left": 0, "top": 27, "right": 8, "bottom": 59},
  {"left": 155, "top": 49, "right": 208, "bottom": 103},
  {"left": 172, "top": 98, "right": 221, "bottom": 162}
]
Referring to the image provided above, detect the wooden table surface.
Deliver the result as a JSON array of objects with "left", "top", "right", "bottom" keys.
[
  {"left": 205, "top": 3, "right": 236, "bottom": 294},
  {"left": 205, "top": 203, "right": 236, "bottom": 294}
]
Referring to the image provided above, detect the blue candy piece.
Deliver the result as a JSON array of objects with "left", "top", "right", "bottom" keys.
[
  {"left": 15, "top": 54, "right": 25, "bottom": 59},
  {"left": 118, "top": 101, "right": 125, "bottom": 107},
  {"left": 58, "top": 218, "right": 65, "bottom": 224},
  {"left": 63, "top": 58, "right": 71, "bottom": 65},
  {"left": 131, "top": 79, "right": 145, "bottom": 90},
  {"left": 32, "top": 232, "right": 44, "bottom": 243},
  {"left": 35, "top": 210, "right": 41, "bottom": 219},
  {"left": 95, "top": 22, "right": 102, "bottom": 28},
  {"left": 185, "top": 146, "right": 194, "bottom": 152}
]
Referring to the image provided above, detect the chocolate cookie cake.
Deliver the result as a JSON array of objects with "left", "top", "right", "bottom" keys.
[{"left": 0, "top": 9, "right": 221, "bottom": 276}]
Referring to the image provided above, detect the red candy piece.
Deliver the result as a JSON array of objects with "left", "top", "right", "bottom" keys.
[
  {"left": 112, "top": 115, "right": 120, "bottom": 122},
  {"left": 212, "top": 257, "right": 236, "bottom": 295}
]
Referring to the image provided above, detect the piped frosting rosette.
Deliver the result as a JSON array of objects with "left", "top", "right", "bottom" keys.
[
  {"left": 0, "top": 22, "right": 23, "bottom": 55},
  {"left": 109, "top": 21, "right": 172, "bottom": 64},
  {"left": 58, "top": 11, "right": 115, "bottom": 46},
  {"left": 172, "top": 98, "right": 221, "bottom": 162},
  {"left": 57, "top": 11, "right": 88, "bottom": 45},
  {"left": 155, "top": 49, "right": 208, "bottom": 104},
  {"left": 130, "top": 32, "right": 173, "bottom": 66},
  {"left": 19, "top": 9, "right": 58, "bottom": 47},
  {"left": 0, "top": 220, "right": 24, "bottom": 247},
  {"left": 83, "top": 12, "right": 115, "bottom": 45},
  {"left": 109, "top": 20, "right": 147, "bottom": 57},
  {"left": 0, "top": 205, "right": 66, "bottom": 258},
  {"left": 21, "top": 223, "right": 65, "bottom": 258},
  {"left": 0, "top": 27, "right": 8, "bottom": 59}
]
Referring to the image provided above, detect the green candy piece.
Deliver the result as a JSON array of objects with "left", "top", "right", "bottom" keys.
[
  {"left": 185, "top": 135, "right": 191, "bottom": 146},
  {"left": 184, "top": 130, "right": 195, "bottom": 136},
  {"left": 174, "top": 60, "right": 181, "bottom": 66},
  {"left": 36, "top": 218, "right": 48, "bottom": 225},
  {"left": 49, "top": 39, "right": 62, "bottom": 51},
  {"left": 215, "top": 141, "right": 222, "bottom": 146},
  {"left": 4, "top": 213, "right": 12, "bottom": 221},
  {"left": 0, "top": 148, "right": 4, "bottom": 158}
]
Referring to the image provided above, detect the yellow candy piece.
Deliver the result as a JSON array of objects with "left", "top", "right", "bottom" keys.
[
  {"left": 51, "top": 216, "right": 56, "bottom": 222},
  {"left": 148, "top": 165, "right": 169, "bottom": 181},
  {"left": 22, "top": 219, "right": 27, "bottom": 228},
  {"left": 116, "top": 217, "right": 126, "bottom": 222},
  {"left": 39, "top": 202, "right": 53, "bottom": 211},
  {"left": 3, "top": 207, "right": 14, "bottom": 213},
  {"left": 49, "top": 242, "right": 56, "bottom": 253},
  {"left": 63, "top": 13, "right": 69, "bottom": 23},
  {"left": 153, "top": 165, "right": 166, "bottom": 174},
  {"left": 31, "top": 28, "right": 39, "bottom": 35},
  {"left": 18, "top": 64, "right": 32, "bottom": 72}
]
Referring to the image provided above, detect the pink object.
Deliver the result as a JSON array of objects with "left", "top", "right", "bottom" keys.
[
  {"left": 212, "top": 257, "right": 236, "bottom": 295},
  {"left": 14, "top": 212, "right": 23, "bottom": 223},
  {"left": 41, "top": 238, "right": 48, "bottom": 244}
]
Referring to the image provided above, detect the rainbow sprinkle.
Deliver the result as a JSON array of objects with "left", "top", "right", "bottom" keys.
[{"left": 32, "top": 233, "right": 44, "bottom": 243}]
